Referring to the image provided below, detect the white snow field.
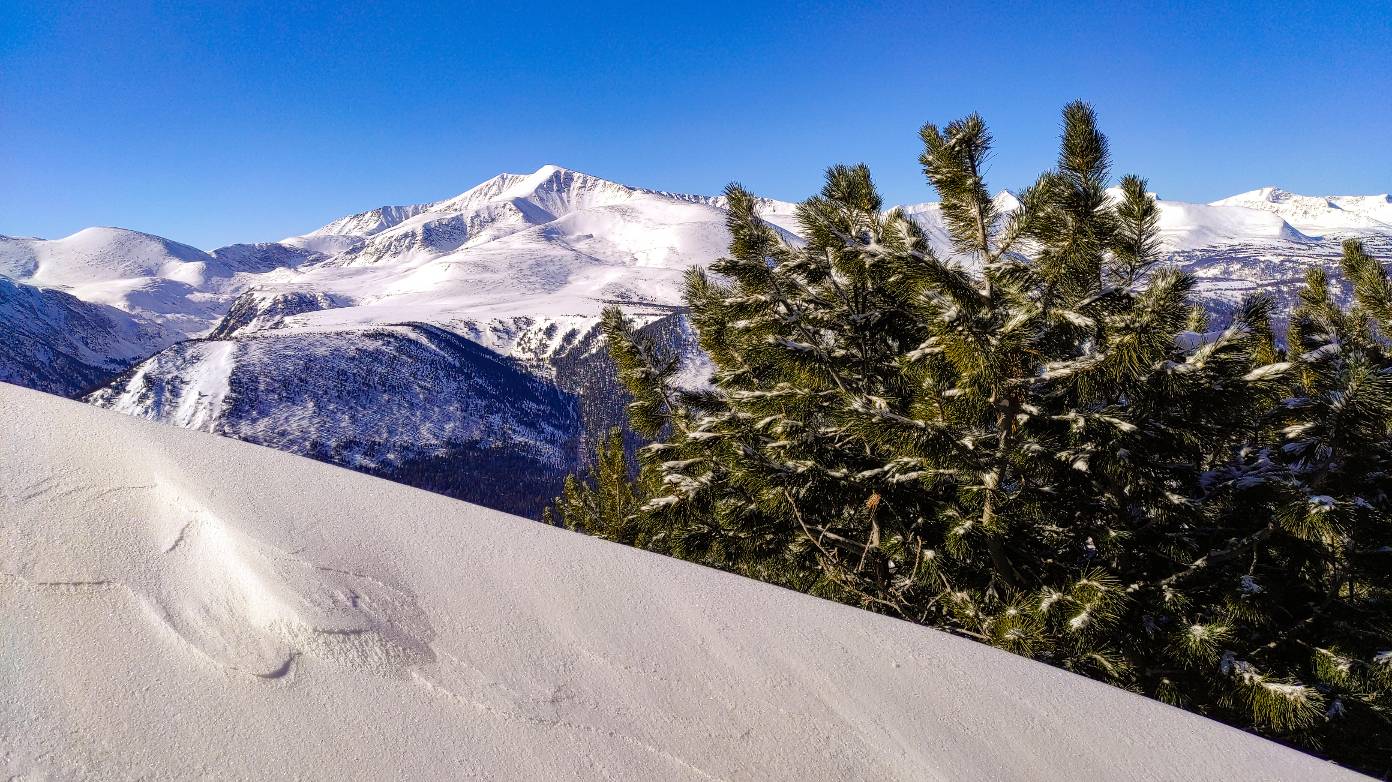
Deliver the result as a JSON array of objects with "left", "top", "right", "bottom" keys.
[{"left": 0, "top": 384, "right": 1359, "bottom": 781}]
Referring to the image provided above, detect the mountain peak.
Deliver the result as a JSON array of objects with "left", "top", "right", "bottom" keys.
[
  {"left": 421, "top": 165, "right": 640, "bottom": 222},
  {"left": 1211, "top": 186, "right": 1288, "bottom": 206},
  {"left": 1211, "top": 186, "right": 1392, "bottom": 234},
  {"left": 992, "top": 189, "right": 1022, "bottom": 212}
]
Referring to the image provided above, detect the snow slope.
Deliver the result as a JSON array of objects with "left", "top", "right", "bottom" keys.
[
  {"left": 87, "top": 322, "right": 582, "bottom": 517},
  {"left": 0, "top": 383, "right": 1359, "bottom": 781},
  {"left": 1212, "top": 188, "right": 1392, "bottom": 235},
  {"left": 0, "top": 228, "right": 304, "bottom": 337},
  {"left": 0, "top": 227, "right": 213, "bottom": 285},
  {"left": 0, "top": 276, "right": 173, "bottom": 396},
  {"left": 1153, "top": 197, "right": 1313, "bottom": 249},
  {"left": 265, "top": 165, "right": 737, "bottom": 331}
]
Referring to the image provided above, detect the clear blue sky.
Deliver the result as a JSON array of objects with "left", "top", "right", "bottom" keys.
[{"left": 3, "top": 0, "right": 1389, "bottom": 250}]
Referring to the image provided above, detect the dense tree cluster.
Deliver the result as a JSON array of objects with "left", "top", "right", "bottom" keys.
[{"left": 548, "top": 104, "right": 1392, "bottom": 773}]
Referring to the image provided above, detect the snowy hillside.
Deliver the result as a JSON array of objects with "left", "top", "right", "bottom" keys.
[
  {"left": 0, "top": 227, "right": 273, "bottom": 336},
  {"left": 74, "top": 167, "right": 735, "bottom": 511},
  {"left": 87, "top": 322, "right": 580, "bottom": 516},
  {"left": 0, "top": 226, "right": 212, "bottom": 285},
  {"left": 1212, "top": 187, "right": 1392, "bottom": 235},
  {"left": 0, "top": 383, "right": 1359, "bottom": 781},
  {"left": 0, "top": 276, "right": 173, "bottom": 396},
  {"left": 266, "top": 165, "right": 735, "bottom": 330}
]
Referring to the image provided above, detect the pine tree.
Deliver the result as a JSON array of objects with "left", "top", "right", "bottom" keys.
[
  {"left": 554, "top": 105, "right": 1392, "bottom": 772},
  {"left": 546, "top": 426, "right": 656, "bottom": 547}
]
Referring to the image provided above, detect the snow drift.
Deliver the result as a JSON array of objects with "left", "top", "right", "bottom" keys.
[{"left": 0, "top": 383, "right": 1358, "bottom": 780}]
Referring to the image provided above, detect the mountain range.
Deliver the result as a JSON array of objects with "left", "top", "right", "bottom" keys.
[{"left": 3, "top": 166, "right": 1390, "bottom": 515}]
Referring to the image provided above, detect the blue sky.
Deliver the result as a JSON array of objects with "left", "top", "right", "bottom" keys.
[{"left": 2, "top": 0, "right": 1389, "bottom": 249}]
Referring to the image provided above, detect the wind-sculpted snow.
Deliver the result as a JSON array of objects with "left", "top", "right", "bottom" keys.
[
  {"left": 148, "top": 492, "right": 436, "bottom": 678},
  {"left": 0, "top": 385, "right": 1360, "bottom": 780}
]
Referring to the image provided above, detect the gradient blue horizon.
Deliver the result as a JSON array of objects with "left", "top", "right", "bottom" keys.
[{"left": 2, "top": 0, "right": 1389, "bottom": 250}]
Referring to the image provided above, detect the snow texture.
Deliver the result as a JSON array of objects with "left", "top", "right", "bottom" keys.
[{"left": 0, "top": 383, "right": 1361, "bottom": 781}]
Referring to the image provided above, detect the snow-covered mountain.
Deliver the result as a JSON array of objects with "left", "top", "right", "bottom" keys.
[
  {"left": 0, "top": 383, "right": 1359, "bottom": 781},
  {"left": 4, "top": 165, "right": 1390, "bottom": 516},
  {"left": 267, "top": 165, "right": 736, "bottom": 328},
  {"left": 0, "top": 226, "right": 213, "bottom": 285},
  {"left": 87, "top": 318, "right": 580, "bottom": 517},
  {"left": 11, "top": 170, "right": 1389, "bottom": 346},
  {"left": 0, "top": 276, "right": 173, "bottom": 396},
  {"left": 61, "top": 169, "right": 733, "bottom": 513},
  {"left": 1212, "top": 187, "right": 1392, "bottom": 235},
  {"left": 0, "top": 227, "right": 302, "bottom": 336}
]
